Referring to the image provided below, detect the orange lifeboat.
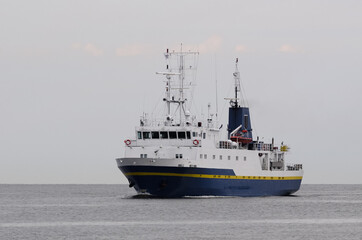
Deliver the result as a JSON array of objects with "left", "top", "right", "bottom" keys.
[{"left": 230, "top": 136, "right": 252, "bottom": 144}]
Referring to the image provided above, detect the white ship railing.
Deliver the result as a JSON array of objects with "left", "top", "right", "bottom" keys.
[
  {"left": 140, "top": 117, "right": 207, "bottom": 128},
  {"left": 217, "top": 141, "right": 274, "bottom": 151},
  {"left": 124, "top": 139, "right": 201, "bottom": 147}
]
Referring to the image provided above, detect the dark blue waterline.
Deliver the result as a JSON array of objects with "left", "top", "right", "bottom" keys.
[{"left": 119, "top": 165, "right": 302, "bottom": 197}]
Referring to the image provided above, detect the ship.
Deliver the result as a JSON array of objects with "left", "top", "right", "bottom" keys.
[{"left": 116, "top": 49, "right": 303, "bottom": 197}]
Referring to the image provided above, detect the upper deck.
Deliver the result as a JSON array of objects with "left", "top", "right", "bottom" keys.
[{"left": 124, "top": 125, "right": 284, "bottom": 153}]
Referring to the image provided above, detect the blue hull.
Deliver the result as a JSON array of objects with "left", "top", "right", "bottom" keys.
[{"left": 120, "top": 166, "right": 302, "bottom": 197}]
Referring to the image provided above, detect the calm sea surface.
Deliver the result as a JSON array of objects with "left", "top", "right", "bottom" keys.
[{"left": 0, "top": 184, "right": 361, "bottom": 240}]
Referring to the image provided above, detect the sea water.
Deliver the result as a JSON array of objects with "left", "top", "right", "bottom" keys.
[{"left": 1, "top": 184, "right": 361, "bottom": 240}]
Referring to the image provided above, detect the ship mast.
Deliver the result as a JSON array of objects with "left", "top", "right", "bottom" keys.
[
  {"left": 179, "top": 52, "right": 184, "bottom": 123},
  {"left": 232, "top": 58, "right": 241, "bottom": 108},
  {"left": 226, "top": 58, "right": 253, "bottom": 140},
  {"left": 157, "top": 47, "right": 198, "bottom": 126}
]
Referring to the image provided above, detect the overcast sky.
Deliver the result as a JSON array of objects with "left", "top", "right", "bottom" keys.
[{"left": 1, "top": 1, "right": 361, "bottom": 184}]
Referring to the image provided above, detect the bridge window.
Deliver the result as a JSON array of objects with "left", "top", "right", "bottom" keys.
[
  {"left": 203, "top": 133, "right": 206, "bottom": 139},
  {"left": 186, "top": 132, "right": 191, "bottom": 139},
  {"left": 192, "top": 132, "right": 197, "bottom": 137},
  {"left": 142, "top": 132, "right": 150, "bottom": 139},
  {"left": 169, "top": 131, "right": 177, "bottom": 139},
  {"left": 137, "top": 131, "right": 142, "bottom": 139},
  {"left": 178, "top": 131, "right": 186, "bottom": 139},
  {"left": 152, "top": 131, "right": 160, "bottom": 139},
  {"left": 160, "top": 131, "right": 168, "bottom": 139}
]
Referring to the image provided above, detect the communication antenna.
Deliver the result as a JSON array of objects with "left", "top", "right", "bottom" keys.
[
  {"left": 214, "top": 54, "right": 219, "bottom": 125},
  {"left": 233, "top": 58, "right": 241, "bottom": 108},
  {"left": 224, "top": 58, "right": 241, "bottom": 108}
]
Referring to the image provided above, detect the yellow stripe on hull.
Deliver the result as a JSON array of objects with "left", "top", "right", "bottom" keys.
[{"left": 125, "top": 172, "right": 303, "bottom": 180}]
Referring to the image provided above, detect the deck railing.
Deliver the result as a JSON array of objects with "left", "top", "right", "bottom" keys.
[{"left": 217, "top": 141, "right": 274, "bottom": 151}]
